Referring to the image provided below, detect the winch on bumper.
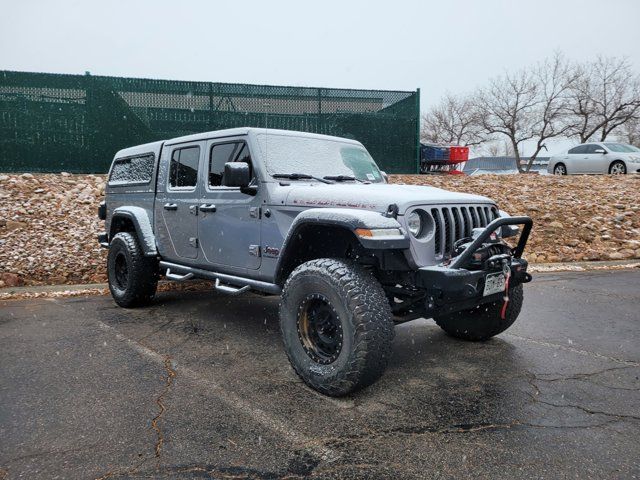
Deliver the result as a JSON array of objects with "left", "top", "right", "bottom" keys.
[{"left": 415, "top": 216, "right": 533, "bottom": 317}]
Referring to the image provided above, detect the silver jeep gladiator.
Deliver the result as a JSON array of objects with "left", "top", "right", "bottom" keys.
[{"left": 98, "top": 128, "right": 532, "bottom": 396}]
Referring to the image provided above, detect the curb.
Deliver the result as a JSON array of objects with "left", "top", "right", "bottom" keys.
[
  {"left": 0, "top": 282, "right": 108, "bottom": 295},
  {"left": 530, "top": 259, "right": 640, "bottom": 273}
]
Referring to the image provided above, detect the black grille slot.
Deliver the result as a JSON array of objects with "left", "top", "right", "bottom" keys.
[
  {"left": 452, "top": 207, "right": 462, "bottom": 240},
  {"left": 431, "top": 208, "right": 442, "bottom": 256},
  {"left": 470, "top": 208, "right": 478, "bottom": 228},
  {"left": 483, "top": 207, "right": 489, "bottom": 226},
  {"left": 442, "top": 208, "right": 452, "bottom": 255},
  {"left": 461, "top": 207, "right": 470, "bottom": 237}
]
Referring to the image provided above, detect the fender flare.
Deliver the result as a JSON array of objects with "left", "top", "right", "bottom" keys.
[
  {"left": 110, "top": 206, "right": 158, "bottom": 257},
  {"left": 275, "top": 208, "right": 408, "bottom": 278}
]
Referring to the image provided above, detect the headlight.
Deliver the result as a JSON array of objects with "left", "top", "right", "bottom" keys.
[{"left": 407, "top": 211, "right": 422, "bottom": 237}]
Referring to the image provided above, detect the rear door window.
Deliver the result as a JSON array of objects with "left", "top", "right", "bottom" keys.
[
  {"left": 169, "top": 146, "right": 200, "bottom": 188},
  {"left": 583, "top": 144, "right": 600, "bottom": 154}
]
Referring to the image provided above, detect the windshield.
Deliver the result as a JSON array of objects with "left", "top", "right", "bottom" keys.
[
  {"left": 256, "top": 133, "right": 384, "bottom": 183},
  {"left": 603, "top": 143, "right": 640, "bottom": 153}
]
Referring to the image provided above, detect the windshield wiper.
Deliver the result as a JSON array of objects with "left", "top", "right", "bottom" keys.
[
  {"left": 272, "top": 173, "right": 333, "bottom": 184},
  {"left": 323, "top": 175, "right": 367, "bottom": 183}
]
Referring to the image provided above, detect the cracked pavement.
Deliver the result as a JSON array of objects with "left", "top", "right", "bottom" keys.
[{"left": 0, "top": 269, "right": 639, "bottom": 479}]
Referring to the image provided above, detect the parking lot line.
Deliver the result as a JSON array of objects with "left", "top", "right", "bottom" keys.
[{"left": 95, "top": 320, "right": 340, "bottom": 463}]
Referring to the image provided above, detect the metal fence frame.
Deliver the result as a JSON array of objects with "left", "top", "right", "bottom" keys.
[{"left": 0, "top": 70, "right": 419, "bottom": 174}]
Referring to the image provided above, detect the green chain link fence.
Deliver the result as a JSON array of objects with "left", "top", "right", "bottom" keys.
[{"left": 0, "top": 70, "right": 419, "bottom": 174}]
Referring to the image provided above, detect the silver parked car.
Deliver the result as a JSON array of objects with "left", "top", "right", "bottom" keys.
[{"left": 548, "top": 142, "right": 640, "bottom": 175}]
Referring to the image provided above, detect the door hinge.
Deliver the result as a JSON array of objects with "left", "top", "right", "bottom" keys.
[
  {"left": 189, "top": 237, "right": 198, "bottom": 248},
  {"left": 248, "top": 245, "right": 261, "bottom": 257},
  {"left": 189, "top": 205, "right": 198, "bottom": 216},
  {"left": 249, "top": 206, "right": 260, "bottom": 218}
]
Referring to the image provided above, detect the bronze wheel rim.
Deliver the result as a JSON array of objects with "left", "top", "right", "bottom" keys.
[{"left": 296, "top": 294, "right": 343, "bottom": 364}]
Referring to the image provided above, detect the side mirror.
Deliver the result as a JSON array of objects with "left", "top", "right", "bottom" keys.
[
  {"left": 594, "top": 148, "right": 606, "bottom": 154},
  {"left": 381, "top": 171, "right": 389, "bottom": 183},
  {"left": 224, "top": 162, "right": 250, "bottom": 188}
]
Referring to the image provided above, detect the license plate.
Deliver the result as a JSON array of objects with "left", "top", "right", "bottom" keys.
[{"left": 483, "top": 272, "right": 505, "bottom": 297}]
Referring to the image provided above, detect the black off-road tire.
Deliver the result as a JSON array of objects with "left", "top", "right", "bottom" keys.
[
  {"left": 279, "top": 258, "right": 395, "bottom": 396},
  {"left": 107, "top": 232, "right": 158, "bottom": 308},
  {"left": 434, "top": 285, "right": 524, "bottom": 341}
]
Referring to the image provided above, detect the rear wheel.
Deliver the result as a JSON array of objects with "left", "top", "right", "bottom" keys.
[
  {"left": 553, "top": 163, "right": 567, "bottom": 175},
  {"left": 609, "top": 161, "right": 627, "bottom": 175},
  {"left": 279, "top": 258, "right": 395, "bottom": 396},
  {"left": 434, "top": 285, "right": 523, "bottom": 341},
  {"left": 107, "top": 232, "right": 158, "bottom": 308}
]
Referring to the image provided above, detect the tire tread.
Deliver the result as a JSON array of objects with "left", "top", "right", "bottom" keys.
[{"left": 280, "top": 258, "right": 394, "bottom": 396}]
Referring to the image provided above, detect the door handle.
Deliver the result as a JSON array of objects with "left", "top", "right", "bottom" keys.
[
  {"left": 199, "top": 204, "right": 216, "bottom": 213},
  {"left": 163, "top": 203, "right": 178, "bottom": 211}
]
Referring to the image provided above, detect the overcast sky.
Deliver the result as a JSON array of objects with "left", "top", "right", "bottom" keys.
[{"left": 1, "top": 0, "right": 639, "bottom": 153}]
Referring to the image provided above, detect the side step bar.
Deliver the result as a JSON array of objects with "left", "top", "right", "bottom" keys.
[
  {"left": 215, "top": 278, "right": 250, "bottom": 296},
  {"left": 159, "top": 261, "right": 281, "bottom": 295},
  {"left": 165, "top": 268, "right": 194, "bottom": 282}
]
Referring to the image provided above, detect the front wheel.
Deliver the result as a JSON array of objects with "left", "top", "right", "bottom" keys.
[
  {"left": 434, "top": 285, "right": 523, "bottom": 341},
  {"left": 609, "top": 161, "right": 627, "bottom": 175},
  {"left": 553, "top": 163, "right": 567, "bottom": 175},
  {"left": 279, "top": 258, "right": 395, "bottom": 396}
]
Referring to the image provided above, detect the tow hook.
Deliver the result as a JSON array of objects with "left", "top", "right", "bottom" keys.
[{"left": 486, "top": 253, "right": 511, "bottom": 270}]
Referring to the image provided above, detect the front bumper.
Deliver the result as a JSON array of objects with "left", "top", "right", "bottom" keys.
[{"left": 416, "top": 216, "right": 533, "bottom": 317}]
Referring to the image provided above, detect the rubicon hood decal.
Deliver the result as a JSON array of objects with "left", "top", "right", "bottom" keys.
[{"left": 285, "top": 183, "right": 492, "bottom": 213}]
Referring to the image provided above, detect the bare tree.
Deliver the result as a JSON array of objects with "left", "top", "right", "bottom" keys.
[
  {"left": 421, "top": 94, "right": 484, "bottom": 146},
  {"left": 617, "top": 116, "right": 640, "bottom": 146},
  {"left": 481, "top": 139, "right": 514, "bottom": 157},
  {"left": 475, "top": 53, "right": 576, "bottom": 172},
  {"left": 475, "top": 68, "right": 539, "bottom": 172},
  {"left": 483, "top": 141, "right": 502, "bottom": 157},
  {"left": 567, "top": 56, "right": 640, "bottom": 142},
  {"left": 526, "top": 53, "right": 577, "bottom": 167}
]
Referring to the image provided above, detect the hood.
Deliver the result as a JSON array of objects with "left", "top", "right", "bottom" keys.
[{"left": 285, "top": 183, "right": 494, "bottom": 214}]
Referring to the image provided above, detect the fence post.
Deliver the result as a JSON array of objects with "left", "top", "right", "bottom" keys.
[
  {"left": 415, "top": 87, "right": 421, "bottom": 174},
  {"left": 317, "top": 87, "right": 323, "bottom": 133},
  {"left": 208, "top": 82, "right": 214, "bottom": 128}
]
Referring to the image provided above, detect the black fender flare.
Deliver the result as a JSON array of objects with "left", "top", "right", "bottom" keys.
[
  {"left": 274, "top": 208, "right": 409, "bottom": 280},
  {"left": 109, "top": 206, "right": 158, "bottom": 257}
]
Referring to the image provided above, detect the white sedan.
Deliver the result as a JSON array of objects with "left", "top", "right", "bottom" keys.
[{"left": 548, "top": 142, "right": 640, "bottom": 175}]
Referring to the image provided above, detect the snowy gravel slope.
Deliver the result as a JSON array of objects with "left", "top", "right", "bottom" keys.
[{"left": 0, "top": 173, "right": 638, "bottom": 286}]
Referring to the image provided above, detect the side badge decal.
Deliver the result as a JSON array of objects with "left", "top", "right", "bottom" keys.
[{"left": 263, "top": 246, "right": 280, "bottom": 258}]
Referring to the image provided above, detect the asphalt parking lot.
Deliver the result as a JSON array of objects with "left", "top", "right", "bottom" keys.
[{"left": 1, "top": 269, "right": 639, "bottom": 479}]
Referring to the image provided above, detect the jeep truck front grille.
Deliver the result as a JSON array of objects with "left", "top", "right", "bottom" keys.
[{"left": 430, "top": 205, "right": 499, "bottom": 258}]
